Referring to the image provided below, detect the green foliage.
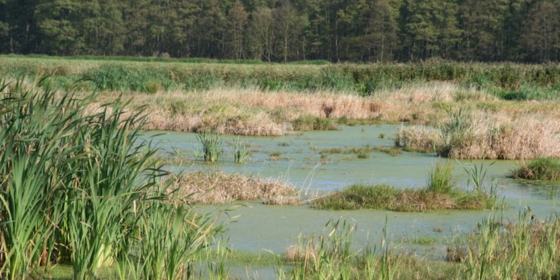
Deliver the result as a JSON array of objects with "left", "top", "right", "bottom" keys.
[
  {"left": 0, "top": 82, "right": 219, "bottom": 279},
  {"left": 461, "top": 161, "right": 494, "bottom": 193},
  {"left": 512, "top": 158, "right": 560, "bottom": 181},
  {"left": 233, "top": 137, "right": 249, "bottom": 164},
  {"left": 437, "top": 108, "right": 473, "bottom": 158},
  {"left": 2, "top": 0, "right": 560, "bottom": 62},
  {"left": 310, "top": 182, "right": 492, "bottom": 212},
  {"left": 4, "top": 58, "right": 560, "bottom": 99},
  {"left": 428, "top": 160, "right": 457, "bottom": 194},
  {"left": 197, "top": 131, "right": 223, "bottom": 163}
]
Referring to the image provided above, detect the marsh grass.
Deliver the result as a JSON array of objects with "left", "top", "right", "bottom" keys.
[
  {"left": 281, "top": 207, "right": 560, "bottom": 279},
  {"left": 427, "top": 160, "right": 456, "bottom": 194},
  {"left": 197, "top": 131, "right": 223, "bottom": 163},
  {"left": 319, "top": 145, "right": 401, "bottom": 158},
  {"left": 311, "top": 161, "right": 494, "bottom": 212},
  {"left": 396, "top": 111, "right": 560, "bottom": 160},
  {"left": 449, "top": 209, "right": 560, "bottom": 279},
  {"left": 233, "top": 137, "right": 249, "bottom": 164},
  {"left": 169, "top": 171, "right": 300, "bottom": 205},
  {"left": 292, "top": 116, "right": 337, "bottom": 131},
  {"left": 310, "top": 184, "right": 493, "bottom": 212},
  {"left": 461, "top": 161, "right": 494, "bottom": 193},
  {"left": 394, "top": 126, "right": 440, "bottom": 153},
  {"left": 512, "top": 158, "right": 560, "bottom": 181},
  {"left": 5, "top": 57, "right": 560, "bottom": 98}
]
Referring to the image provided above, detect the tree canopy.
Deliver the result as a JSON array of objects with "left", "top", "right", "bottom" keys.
[{"left": 0, "top": 0, "right": 559, "bottom": 62}]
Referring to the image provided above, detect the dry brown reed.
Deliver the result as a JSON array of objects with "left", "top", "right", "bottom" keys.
[
  {"left": 396, "top": 112, "right": 560, "bottom": 160},
  {"left": 394, "top": 126, "right": 441, "bottom": 153},
  {"left": 284, "top": 244, "right": 317, "bottom": 263},
  {"left": 168, "top": 170, "right": 300, "bottom": 205},
  {"left": 80, "top": 83, "right": 560, "bottom": 159}
]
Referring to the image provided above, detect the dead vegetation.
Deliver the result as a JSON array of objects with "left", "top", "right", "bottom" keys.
[
  {"left": 78, "top": 82, "right": 560, "bottom": 159},
  {"left": 167, "top": 170, "right": 300, "bottom": 205}
]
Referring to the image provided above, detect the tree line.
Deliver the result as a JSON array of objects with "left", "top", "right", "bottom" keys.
[{"left": 1, "top": 0, "right": 559, "bottom": 63}]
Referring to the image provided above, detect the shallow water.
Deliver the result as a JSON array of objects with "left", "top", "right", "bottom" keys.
[{"left": 142, "top": 125, "right": 560, "bottom": 258}]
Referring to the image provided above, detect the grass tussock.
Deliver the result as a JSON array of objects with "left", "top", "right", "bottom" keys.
[
  {"left": 311, "top": 160, "right": 494, "bottom": 212},
  {"left": 512, "top": 157, "right": 560, "bottom": 180},
  {"left": 427, "top": 160, "right": 456, "bottom": 194},
  {"left": 169, "top": 171, "right": 300, "bottom": 205},
  {"left": 292, "top": 115, "right": 337, "bottom": 131},
  {"left": 309, "top": 184, "right": 492, "bottom": 212}
]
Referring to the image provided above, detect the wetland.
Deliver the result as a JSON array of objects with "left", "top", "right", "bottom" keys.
[{"left": 1, "top": 56, "right": 560, "bottom": 279}]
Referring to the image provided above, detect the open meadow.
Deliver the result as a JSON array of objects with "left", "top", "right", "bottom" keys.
[{"left": 1, "top": 56, "right": 560, "bottom": 279}]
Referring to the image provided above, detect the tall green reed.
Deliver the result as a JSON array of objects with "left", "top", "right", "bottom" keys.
[
  {"left": 197, "top": 131, "right": 222, "bottom": 163},
  {"left": 0, "top": 79, "right": 220, "bottom": 279}
]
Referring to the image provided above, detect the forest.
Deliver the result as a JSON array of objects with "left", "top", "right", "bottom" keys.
[{"left": 1, "top": 0, "right": 559, "bottom": 63}]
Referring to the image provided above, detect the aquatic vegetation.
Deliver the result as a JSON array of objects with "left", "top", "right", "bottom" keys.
[
  {"left": 233, "top": 137, "right": 249, "bottom": 164},
  {"left": 281, "top": 208, "right": 560, "bottom": 280},
  {"left": 427, "top": 160, "right": 457, "bottom": 194},
  {"left": 512, "top": 158, "right": 560, "bottom": 181},
  {"left": 449, "top": 209, "right": 560, "bottom": 279},
  {"left": 461, "top": 161, "right": 495, "bottom": 193},
  {"left": 319, "top": 145, "right": 401, "bottom": 158},
  {"left": 0, "top": 84, "right": 219, "bottom": 279},
  {"left": 310, "top": 184, "right": 493, "bottom": 212},
  {"left": 168, "top": 170, "right": 300, "bottom": 205},
  {"left": 197, "top": 131, "right": 223, "bottom": 163},
  {"left": 311, "top": 161, "right": 493, "bottom": 211}
]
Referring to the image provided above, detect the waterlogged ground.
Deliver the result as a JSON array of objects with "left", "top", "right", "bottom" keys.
[{"left": 142, "top": 125, "right": 560, "bottom": 270}]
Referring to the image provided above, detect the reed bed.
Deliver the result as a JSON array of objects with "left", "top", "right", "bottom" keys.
[
  {"left": 0, "top": 83, "right": 220, "bottom": 279},
  {"left": 3, "top": 57, "right": 560, "bottom": 98},
  {"left": 168, "top": 170, "right": 300, "bottom": 205},
  {"left": 395, "top": 111, "right": 560, "bottom": 160},
  {"left": 449, "top": 210, "right": 560, "bottom": 279},
  {"left": 279, "top": 208, "right": 560, "bottom": 280}
]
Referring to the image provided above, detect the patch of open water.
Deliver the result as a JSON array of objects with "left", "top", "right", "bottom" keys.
[{"left": 142, "top": 125, "right": 560, "bottom": 258}]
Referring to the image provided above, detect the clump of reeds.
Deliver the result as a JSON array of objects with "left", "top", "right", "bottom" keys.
[
  {"left": 394, "top": 126, "right": 441, "bottom": 153},
  {"left": 511, "top": 157, "right": 560, "bottom": 180},
  {"left": 197, "top": 131, "right": 222, "bottom": 162},
  {"left": 0, "top": 83, "right": 219, "bottom": 279},
  {"left": 281, "top": 218, "right": 413, "bottom": 279},
  {"left": 427, "top": 160, "right": 456, "bottom": 194},
  {"left": 233, "top": 137, "right": 249, "bottom": 164},
  {"left": 169, "top": 171, "right": 300, "bottom": 205}
]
